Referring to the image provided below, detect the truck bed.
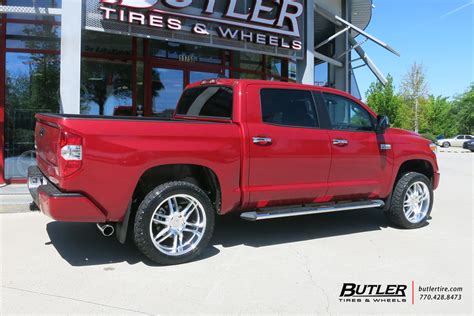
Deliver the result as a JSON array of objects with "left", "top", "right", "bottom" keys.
[{"left": 34, "top": 113, "right": 243, "bottom": 221}]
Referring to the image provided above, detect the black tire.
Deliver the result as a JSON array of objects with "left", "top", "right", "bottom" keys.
[
  {"left": 386, "top": 172, "right": 433, "bottom": 229},
  {"left": 442, "top": 142, "right": 450, "bottom": 148},
  {"left": 134, "top": 181, "right": 215, "bottom": 265}
]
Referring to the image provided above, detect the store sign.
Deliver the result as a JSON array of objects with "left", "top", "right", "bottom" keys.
[{"left": 86, "top": 0, "right": 305, "bottom": 59}]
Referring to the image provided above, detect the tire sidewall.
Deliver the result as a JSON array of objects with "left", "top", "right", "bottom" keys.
[
  {"left": 442, "top": 142, "right": 450, "bottom": 148},
  {"left": 390, "top": 173, "right": 434, "bottom": 229},
  {"left": 134, "top": 182, "right": 215, "bottom": 265}
]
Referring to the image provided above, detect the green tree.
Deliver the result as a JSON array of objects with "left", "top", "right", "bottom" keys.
[
  {"left": 453, "top": 84, "right": 474, "bottom": 134},
  {"left": 419, "top": 95, "right": 457, "bottom": 138},
  {"left": 365, "top": 74, "right": 410, "bottom": 129},
  {"left": 400, "top": 62, "right": 429, "bottom": 133}
]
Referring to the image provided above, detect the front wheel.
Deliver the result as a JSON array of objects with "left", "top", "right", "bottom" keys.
[
  {"left": 386, "top": 172, "right": 433, "bottom": 229},
  {"left": 442, "top": 142, "right": 450, "bottom": 148},
  {"left": 134, "top": 181, "right": 215, "bottom": 265}
]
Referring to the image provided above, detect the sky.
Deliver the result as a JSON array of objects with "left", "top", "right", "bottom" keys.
[{"left": 353, "top": 0, "right": 473, "bottom": 101}]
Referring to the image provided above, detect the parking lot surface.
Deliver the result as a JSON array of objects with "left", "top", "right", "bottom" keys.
[{"left": 1, "top": 152, "right": 472, "bottom": 314}]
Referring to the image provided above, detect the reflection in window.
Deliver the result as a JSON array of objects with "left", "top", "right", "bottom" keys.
[
  {"left": 189, "top": 71, "right": 219, "bottom": 84},
  {"left": 150, "top": 41, "right": 222, "bottom": 64},
  {"left": 315, "top": 62, "right": 328, "bottom": 87},
  {"left": 80, "top": 59, "right": 133, "bottom": 116},
  {"left": 6, "top": 0, "right": 62, "bottom": 21},
  {"left": 82, "top": 31, "right": 132, "bottom": 56},
  {"left": 233, "top": 52, "right": 263, "bottom": 72},
  {"left": 266, "top": 56, "right": 283, "bottom": 78},
  {"left": 322, "top": 93, "right": 374, "bottom": 131},
  {"left": 176, "top": 87, "right": 233, "bottom": 119},
  {"left": 152, "top": 68, "right": 184, "bottom": 117},
  {"left": 5, "top": 53, "right": 60, "bottom": 179},
  {"left": 6, "top": 23, "right": 60, "bottom": 50}
]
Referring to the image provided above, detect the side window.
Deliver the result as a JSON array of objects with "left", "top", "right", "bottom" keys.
[
  {"left": 465, "top": 136, "right": 472, "bottom": 139},
  {"left": 260, "top": 89, "right": 318, "bottom": 128},
  {"left": 322, "top": 93, "right": 374, "bottom": 131},
  {"left": 457, "top": 136, "right": 464, "bottom": 140}
]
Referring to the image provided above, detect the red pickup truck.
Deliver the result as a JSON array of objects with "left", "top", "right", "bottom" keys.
[{"left": 28, "top": 79, "right": 440, "bottom": 265}]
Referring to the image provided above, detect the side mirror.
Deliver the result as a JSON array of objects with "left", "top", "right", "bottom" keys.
[{"left": 376, "top": 115, "right": 389, "bottom": 133}]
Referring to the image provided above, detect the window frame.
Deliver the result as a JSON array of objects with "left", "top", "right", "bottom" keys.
[
  {"left": 259, "top": 88, "right": 321, "bottom": 129},
  {"left": 320, "top": 92, "right": 377, "bottom": 133}
]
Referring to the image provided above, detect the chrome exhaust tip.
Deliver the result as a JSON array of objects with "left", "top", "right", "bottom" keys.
[{"left": 96, "top": 223, "right": 115, "bottom": 237}]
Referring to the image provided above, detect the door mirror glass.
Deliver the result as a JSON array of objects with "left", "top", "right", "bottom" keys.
[{"left": 376, "top": 115, "right": 389, "bottom": 132}]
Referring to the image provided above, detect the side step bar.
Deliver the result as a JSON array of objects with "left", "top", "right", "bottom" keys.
[{"left": 240, "top": 200, "right": 385, "bottom": 221}]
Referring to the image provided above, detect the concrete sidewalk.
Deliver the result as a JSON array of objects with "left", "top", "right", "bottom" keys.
[{"left": 0, "top": 184, "right": 32, "bottom": 213}]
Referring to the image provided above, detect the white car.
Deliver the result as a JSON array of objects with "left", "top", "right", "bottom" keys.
[{"left": 437, "top": 135, "right": 474, "bottom": 147}]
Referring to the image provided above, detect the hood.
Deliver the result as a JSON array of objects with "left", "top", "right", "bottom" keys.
[{"left": 388, "top": 128, "right": 432, "bottom": 145}]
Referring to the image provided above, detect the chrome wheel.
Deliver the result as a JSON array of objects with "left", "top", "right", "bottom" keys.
[
  {"left": 403, "top": 181, "right": 430, "bottom": 224},
  {"left": 149, "top": 194, "right": 206, "bottom": 257}
]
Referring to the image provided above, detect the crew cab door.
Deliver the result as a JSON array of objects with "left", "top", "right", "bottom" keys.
[
  {"left": 246, "top": 85, "right": 331, "bottom": 208},
  {"left": 317, "top": 92, "right": 393, "bottom": 199}
]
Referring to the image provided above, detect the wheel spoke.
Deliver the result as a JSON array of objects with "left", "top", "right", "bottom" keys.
[
  {"left": 183, "top": 228, "right": 203, "bottom": 239},
  {"left": 167, "top": 198, "right": 175, "bottom": 213},
  {"left": 178, "top": 232, "right": 184, "bottom": 252},
  {"left": 172, "top": 234, "right": 178, "bottom": 253},
  {"left": 181, "top": 202, "right": 197, "bottom": 220},
  {"left": 152, "top": 213, "right": 169, "bottom": 225},
  {"left": 155, "top": 228, "right": 172, "bottom": 244},
  {"left": 186, "top": 221, "right": 204, "bottom": 229}
]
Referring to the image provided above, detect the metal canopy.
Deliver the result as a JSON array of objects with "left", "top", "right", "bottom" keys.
[{"left": 313, "top": 4, "right": 400, "bottom": 85}]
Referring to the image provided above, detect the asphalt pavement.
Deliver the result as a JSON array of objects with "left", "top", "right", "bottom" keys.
[{"left": 1, "top": 151, "right": 472, "bottom": 314}]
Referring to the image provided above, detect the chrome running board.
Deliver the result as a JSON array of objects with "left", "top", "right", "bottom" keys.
[{"left": 240, "top": 200, "right": 385, "bottom": 221}]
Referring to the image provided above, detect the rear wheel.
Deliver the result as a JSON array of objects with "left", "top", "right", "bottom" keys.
[
  {"left": 386, "top": 172, "right": 433, "bottom": 229},
  {"left": 134, "top": 181, "right": 215, "bottom": 265},
  {"left": 442, "top": 142, "right": 450, "bottom": 148}
]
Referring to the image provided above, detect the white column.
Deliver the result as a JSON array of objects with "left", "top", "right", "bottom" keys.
[
  {"left": 296, "top": 0, "right": 315, "bottom": 85},
  {"left": 60, "top": 0, "right": 82, "bottom": 114}
]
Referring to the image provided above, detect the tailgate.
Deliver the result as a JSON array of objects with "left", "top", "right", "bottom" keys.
[{"left": 35, "top": 116, "right": 61, "bottom": 168}]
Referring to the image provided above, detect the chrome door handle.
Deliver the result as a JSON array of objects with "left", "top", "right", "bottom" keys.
[
  {"left": 253, "top": 137, "right": 273, "bottom": 146},
  {"left": 332, "top": 139, "right": 349, "bottom": 146}
]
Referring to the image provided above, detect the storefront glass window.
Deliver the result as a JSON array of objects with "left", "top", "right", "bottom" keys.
[
  {"left": 80, "top": 59, "right": 133, "bottom": 116},
  {"left": 232, "top": 72, "right": 263, "bottom": 80},
  {"left": 5, "top": 0, "right": 62, "bottom": 21},
  {"left": 233, "top": 52, "right": 263, "bottom": 72},
  {"left": 6, "top": 23, "right": 60, "bottom": 50},
  {"left": 150, "top": 41, "right": 222, "bottom": 65},
  {"left": 289, "top": 61, "right": 297, "bottom": 82},
  {"left": 82, "top": 31, "right": 133, "bottom": 56},
  {"left": 189, "top": 71, "right": 219, "bottom": 84},
  {"left": 266, "top": 56, "right": 283, "bottom": 78},
  {"left": 5, "top": 53, "right": 60, "bottom": 179},
  {"left": 151, "top": 68, "right": 184, "bottom": 117},
  {"left": 315, "top": 62, "right": 329, "bottom": 86}
]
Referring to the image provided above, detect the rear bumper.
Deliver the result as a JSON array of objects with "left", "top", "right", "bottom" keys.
[{"left": 28, "top": 166, "right": 106, "bottom": 222}]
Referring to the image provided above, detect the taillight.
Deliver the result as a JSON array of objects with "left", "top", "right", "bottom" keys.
[{"left": 58, "top": 130, "right": 82, "bottom": 177}]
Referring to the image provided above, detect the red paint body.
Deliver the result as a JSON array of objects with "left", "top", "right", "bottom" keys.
[{"left": 33, "top": 80, "right": 439, "bottom": 222}]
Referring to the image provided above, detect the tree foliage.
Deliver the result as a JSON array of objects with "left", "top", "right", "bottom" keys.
[
  {"left": 366, "top": 64, "right": 473, "bottom": 138},
  {"left": 400, "top": 62, "right": 429, "bottom": 133},
  {"left": 365, "top": 75, "right": 411, "bottom": 129},
  {"left": 452, "top": 84, "right": 474, "bottom": 134}
]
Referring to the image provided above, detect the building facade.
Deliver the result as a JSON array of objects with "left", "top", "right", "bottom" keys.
[{"left": 0, "top": 0, "right": 397, "bottom": 183}]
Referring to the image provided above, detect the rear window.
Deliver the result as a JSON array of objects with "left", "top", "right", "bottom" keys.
[{"left": 176, "top": 86, "right": 233, "bottom": 119}]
